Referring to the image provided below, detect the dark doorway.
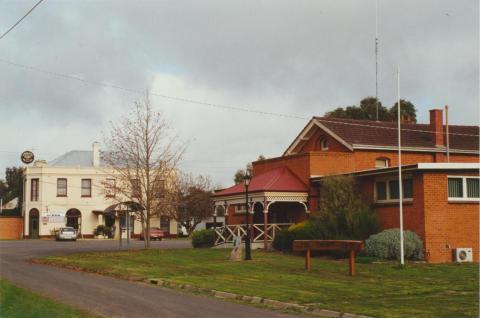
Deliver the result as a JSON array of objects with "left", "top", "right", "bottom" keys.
[
  {"left": 253, "top": 202, "right": 264, "bottom": 224},
  {"left": 29, "top": 209, "right": 39, "bottom": 239},
  {"left": 66, "top": 209, "right": 81, "bottom": 231},
  {"left": 105, "top": 214, "right": 115, "bottom": 227}
]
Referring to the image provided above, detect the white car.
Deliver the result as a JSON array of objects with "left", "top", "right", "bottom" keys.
[{"left": 56, "top": 227, "right": 77, "bottom": 241}]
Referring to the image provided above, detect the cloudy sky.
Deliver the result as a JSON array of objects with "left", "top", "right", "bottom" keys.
[{"left": 0, "top": 0, "right": 478, "bottom": 187}]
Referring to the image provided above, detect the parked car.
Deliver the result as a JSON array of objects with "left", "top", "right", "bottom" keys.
[
  {"left": 139, "top": 227, "right": 165, "bottom": 241},
  {"left": 55, "top": 227, "right": 77, "bottom": 241}
]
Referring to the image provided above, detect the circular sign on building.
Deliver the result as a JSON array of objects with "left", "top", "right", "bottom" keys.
[{"left": 20, "top": 151, "right": 35, "bottom": 164}]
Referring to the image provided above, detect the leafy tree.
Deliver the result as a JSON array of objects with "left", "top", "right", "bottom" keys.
[
  {"left": 390, "top": 99, "right": 417, "bottom": 123},
  {"left": 0, "top": 180, "right": 7, "bottom": 200},
  {"left": 234, "top": 169, "right": 246, "bottom": 184},
  {"left": 233, "top": 163, "right": 253, "bottom": 184},
  {"left": 318, "top": 175, "right": 379, "bottom": 239},
  {"left": 1, "top": 167, "right": 25, "bottom": 211},
  {"left": 168, "top": 174, "right": 213, "bottom": 236},
  {"left": 325, "top": 96, "right": 415, "bottom": 122}
]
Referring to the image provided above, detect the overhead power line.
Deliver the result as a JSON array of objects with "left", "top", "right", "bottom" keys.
[
  {"left": 0, "top": 0, "right": 45, "bottom": 41},
  {"left": 0, "top": 58, "right": 478, "bottom": 137},
  {"left": 0, "top": 58, "right": 308, "bottom": 121}
]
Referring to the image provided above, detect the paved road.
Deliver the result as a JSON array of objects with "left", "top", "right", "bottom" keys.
[{"left": 0, "top": 240, "right": 297, "bottom": 318}]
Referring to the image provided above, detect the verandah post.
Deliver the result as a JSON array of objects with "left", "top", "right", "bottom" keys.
[{"left": 263, "top": 197, "right": 268, "bottom": 250}]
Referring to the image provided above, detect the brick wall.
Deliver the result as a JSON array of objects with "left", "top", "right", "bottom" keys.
[
  {"left": 0, "top": 217, "right": 23, "bottom": 239},
  {"left": 253, "top": 154, "right": 310, "bottom": 183},
  {"left": 360, "top": 171, "right": 479, "bottom": 263},
  {"left": 359, "top": 173, "right": 426, "bottom": 239},
  {"left": 422, "top": 172, "right": 479, "bottom": 263}
]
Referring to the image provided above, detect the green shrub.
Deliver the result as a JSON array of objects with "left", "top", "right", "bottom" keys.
[
  {"left": 365, "top": 228, "right": 424, "bottom": 260},
  {"left": 273, "top": 219, "right": 334, "bottom": 251},
  {"left": 272, "top": 229, "right": 294, "bottom": 251},
  {"left": 191, "top": 229, "right": 215, "bottom": 248},
  {"left": 94, "top": 225, "right": 106, "bottom": 236}
]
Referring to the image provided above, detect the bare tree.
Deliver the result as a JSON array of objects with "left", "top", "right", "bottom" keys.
[
  {"left": 103, "top": 94, "right": 185, "bottom": 248},
  {"left": 166, "top": 173, "right": 214, "bottom": 236}
]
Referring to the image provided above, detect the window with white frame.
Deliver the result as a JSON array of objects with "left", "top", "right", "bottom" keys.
[
  {"left": 448, "top": 176, "right": 479, "bottom": 201},
  {"left": 375, "top": 177, "right": 413, "bottom": 202},
  {"left": 375, "top": 157, "right": 390, "bottom": 168},
  {"left": 81, "top": 179, "right": 92, "bottom": 197}
]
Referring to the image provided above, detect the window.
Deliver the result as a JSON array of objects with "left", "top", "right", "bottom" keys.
[
  {"left": 403, "top": 179, "right": 413, "bottom": 199},
  {"left": 375, "top": 157, "right": 389, "bottom": 168},
  {"left": 131, "top": 179, "right": 141, "bottom": 198},
  {"left": 375, "top": 177, "right": 413, "bottom": 202},
  {"left": 31, "top": 178, "right": 39, "bottom": 201},
  {"left": 448, "top": 177, "right": 480, "bottom": 201},
  {"left": 320, "top": 138, "right": 329, "bottom": 150},
  {"left": 81, "top": 179, "right": 92, "bottom": 197},
  {"left": 235, "top": 204, "right": 248, "bottom": 214},
  {"left": 467, "top": 178, "right": 479, "bottom": 198},
  {"left": 160, "top": 216, "right": 170, "bottom": 232},
  {"left": 376, "top": 181, "right": 387, "bottom": 200},
  {"left": 57, "top": 178, "right": 67, "bottom": 197},
  {"left": 105, "top": 178, "right": 115, "bottom": 198}
]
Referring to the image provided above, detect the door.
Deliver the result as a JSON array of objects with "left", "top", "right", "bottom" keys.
[{"left": 29, "top": 209, "right": 39, "bottom": 239}]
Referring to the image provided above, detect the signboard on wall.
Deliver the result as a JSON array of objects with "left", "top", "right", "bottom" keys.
[{"left": 41, "top": 211, "right": 66, "bottom": 223}]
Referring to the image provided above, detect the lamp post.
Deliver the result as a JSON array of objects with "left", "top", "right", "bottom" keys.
[{"left": 244, "top": 170, "right": 252, "bottom": 260}]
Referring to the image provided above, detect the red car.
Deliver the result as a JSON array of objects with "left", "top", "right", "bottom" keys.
[{"left": 140, "top": 227, "right": 165, "bottom": 241}]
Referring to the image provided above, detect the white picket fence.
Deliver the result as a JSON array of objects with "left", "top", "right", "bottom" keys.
[{"left": 214, "top": 223, "right": 292, "bottom": 246}]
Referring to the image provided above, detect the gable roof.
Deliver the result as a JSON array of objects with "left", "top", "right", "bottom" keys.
[
  {"left": 284, "top": 117, "right": 479, "bottom": 155},
  {"left": 213, "top": 167, "right": 308, "bottom": 197}
]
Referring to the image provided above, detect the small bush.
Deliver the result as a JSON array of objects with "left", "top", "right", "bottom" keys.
[
  {"left": 94, "top": 225, "right": 106, "bottom": 236},
  {"left": 365, "top": 228, "right": 424, "bottom": 260},
  {"left": 191, "top": 229, "right": 215, "bottom": 248}
]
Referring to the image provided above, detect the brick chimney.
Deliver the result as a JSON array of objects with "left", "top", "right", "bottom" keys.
[
  {"left": 429, "top": 109, "right": 444, "bottom": 147},
  {"left": 92, "top": 142, "right": 100, "bottom": 167}
]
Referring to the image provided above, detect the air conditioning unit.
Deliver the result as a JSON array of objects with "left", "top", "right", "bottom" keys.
[{"left": 455, "top": 248, "right": 473, "bottom": 263}]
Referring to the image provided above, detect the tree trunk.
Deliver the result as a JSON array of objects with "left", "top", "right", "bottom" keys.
[
  {"left": 140, "top": 213, "right": 147, "bottom": 249},
  {"left": 146, "top": 210, "right": 151, "bottom": 248}
]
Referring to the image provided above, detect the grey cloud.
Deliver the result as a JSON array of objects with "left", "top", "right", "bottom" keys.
[{"left": 0, "top": 0, "right": 477, "bottom": 185}]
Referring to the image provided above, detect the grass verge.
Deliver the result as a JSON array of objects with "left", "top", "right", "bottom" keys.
[
  {"left": 0, "top": 277, "right": 101, "bottom": 318},
  {"left": 37, "top": 249, "right": 479, "bottom": 318}
]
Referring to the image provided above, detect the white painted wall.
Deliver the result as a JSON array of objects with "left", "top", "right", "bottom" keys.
[{"left": 23, "top": 164, "right": 177, "bottom": 237}]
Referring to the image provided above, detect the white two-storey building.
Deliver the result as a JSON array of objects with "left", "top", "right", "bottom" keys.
[{"left": 23, "top": 143, "right": 178, "bottom": 239}]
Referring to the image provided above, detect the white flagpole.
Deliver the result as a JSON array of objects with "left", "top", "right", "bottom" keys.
[
  {"left": 397, "top": 66, "right": 405, "bottom": 266},
  {"left": 375, "top": 0, "right": 379, "bottom": 121}
]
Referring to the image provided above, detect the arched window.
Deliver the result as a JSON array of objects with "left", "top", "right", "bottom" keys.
[
  {"left": 319, "top": 138, "right": 329, "bottom": 151},
  {"left": 375, "top": 157, "right": 390, "bottom": 168}
]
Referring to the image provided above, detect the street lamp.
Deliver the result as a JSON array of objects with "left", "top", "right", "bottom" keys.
[{"left": 244, "top": 170, "right": 252, "bottom": 260}]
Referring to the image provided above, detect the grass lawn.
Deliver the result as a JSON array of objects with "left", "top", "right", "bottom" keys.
[
  {"left": 0, "top": 277, "right": 101, "bottom": 318},
  {"left": 39, "top": 249, "right": 478, "bottom": 318}
]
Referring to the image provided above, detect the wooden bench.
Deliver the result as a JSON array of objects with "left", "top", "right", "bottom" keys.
[{"left": 293, "top": 240, "right": 364, "bottom": 276}]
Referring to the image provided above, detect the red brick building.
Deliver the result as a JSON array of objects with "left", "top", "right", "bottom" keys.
[{"left": 213, "top": 109, "right": 479, "bottom": 262}]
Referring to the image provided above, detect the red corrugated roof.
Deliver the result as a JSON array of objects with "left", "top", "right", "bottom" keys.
[{"left": 213, "top": 167, "right": 308, "bottom": 197}]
